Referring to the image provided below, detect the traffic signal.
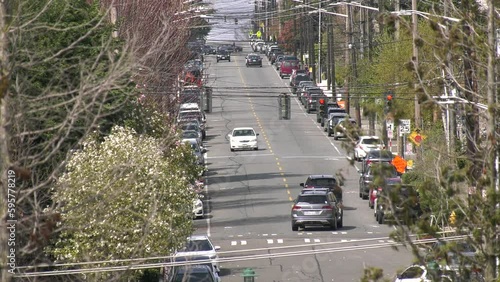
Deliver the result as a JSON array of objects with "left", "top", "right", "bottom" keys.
[
  {"left": 384, "top": 91, "right": 394, "bottom": 114},
  {"left": 319, "top": 98, "right": 325, "bottom": 114}
]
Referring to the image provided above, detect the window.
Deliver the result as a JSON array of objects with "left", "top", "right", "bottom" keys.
[
  {"left": 297, "top": 195, "right": 328, "bottom": 204},
  {"left": 182, "top": 240, "right": 213, "bottom": 252},
  {"left": 362, "top": 138, "right": 380, "bottom": 145},
  {"left": 307, "top": 178, "right": 336, "bottom": 187},
  {"left": 400, "top": 266, "right": 424, "bottom": 278}
]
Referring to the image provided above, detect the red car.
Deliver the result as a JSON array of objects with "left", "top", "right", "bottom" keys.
[
  {"left": 369, "top": 177, "right": 402, "bottom": 210},
  {"left": 279, "top": 60, "right": 299, "bottom": 78}
]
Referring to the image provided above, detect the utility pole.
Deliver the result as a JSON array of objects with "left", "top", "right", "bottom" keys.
[
  {"left": 328, "top": 16, "right": 337, "bottom": 100},
  {"left": 317, "top": 0, "right": 322, "bottom": 83},
  {"left": 327, "top": 20, "right": 331, "bottom": 91},
  {"left": 349, "top": 6, "right": 361, "bottom": 127},
  {"left": 394, "top": 0, "right": 400, "bottom": 40},
  {"left": 345, "top": 4, "right": 351, "bottom": 116},
  {"left": 308, "top": 0, "right": 316, "bottom": 82},
  {"left": 0, "top": 2, "right": 11, "bottom": 281},
  {"left": 411, "top": 0, "right": 421, "bottom": 159},
  {"left": 486, "top": 0, "right": 498, "bottom": 278}
]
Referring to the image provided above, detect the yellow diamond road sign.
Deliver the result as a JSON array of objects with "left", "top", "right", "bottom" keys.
[{"left": 409, "top": 130, "right": 426, "bottom": 147}]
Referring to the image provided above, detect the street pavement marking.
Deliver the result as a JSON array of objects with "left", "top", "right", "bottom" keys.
[
  {"left": 271, "top": 234, "right": 277, "bottom": 236},
  {"left": 241, "top": 240, "right": 247, "bottom": 245},
  {"left": 341, "top": 239, "right": 348, "bottom": 242},
  {"left": 304, "top": 238, "right": 311, "bottom": 243},
  {"left": 231, "top": 241, "right": 237, "bottom": 246},
  {"left": 314, "top": 239, "right": 320, "bottom": 243},
  {"left": 332, "top": 232, "right": 338, "bottom": 235},
  {"left": 277, "top": 239, "right": 283, "bottom": 244},
  {"left": 263, "top": 234, "right": 268, "bottom": 236},
  {"left": 267, "top": 239, "right": 274, "bottom": 244}
]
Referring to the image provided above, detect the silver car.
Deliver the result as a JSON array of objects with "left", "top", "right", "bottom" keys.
[
  {"left": 184, "top": 139, "right": 205, "bottom": 165},
  {"left": 291, "top": 190, "right": 342, "bottom": 231}
]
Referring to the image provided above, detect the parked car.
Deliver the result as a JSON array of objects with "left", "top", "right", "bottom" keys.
[
  {"left": 182, "top": 130, "right": 203, "bottom": 148},
  {"left": 359, "top": 162, "right": 399, "bottom": 199},
  {"left": 290, "top": 69, "right": 310, "bottom": 87},
  {"left": 228, "top": 127, "right": 259, "bottom": 151},
  {"left": 300, "top": 87, "right": 322, "bottom": 105},
  {"left": 275, "top": 55, "right": 285, "bottom": 70},
  {"left": 184, "top": 139, "right": 205, "bottom": 166},
  {"left": 292, "top": 74, "right": 313, "bottom": 93},
  {"left": 317, "top": 100, "right": 341, "bottom": 125},
  {"left": 332, "top": 117, "right": 358, "bottom": 140},
  {"left": 245, "top": 53, "right": 263, "bottom": 67},
  {"left": 279, "top": 60, "right": 300, "bottom": 78},
  {"left": 181, "top": 120, "right": 205, "bottom": 140},
  {"left": 375, "top": 184, "right": 421, "bottom": 225},
  {"left": 167, "top": 264, "right": 221, "bottom": 282},
  {"left": 193, "top": 194, "right": 204, "bottom": 219},
  {"left": 291, "top": 189, "right": 343, "bottom": 231},
  {"left": 369, "top": 177, "right": 402, "bottom": 209},
  {"left": 354, "top": 136, "right": 385, "bottom": 161},
  {"left": 395, "top": 264, "right": 453, "bottom": 282},
  {"left": 305, "top": 93, "right": 326, "bottom": 114},
  {"left": 202, "top": 45, "right": 216, "bottom": 55},
  {"left": 174, "top": 235, "right": 221, "bottom": 273},
  {"left": 216, "top": 50, "right": 231, "bottom": 62},
  {"left": 326, "top": 112, "right": 348, "bottom": 135},
  {"left": 270, "top": 50, "right": 284, "bottom": 64},
  {"left": 362, "top": 149, "right": 395, "bottom": 173}
]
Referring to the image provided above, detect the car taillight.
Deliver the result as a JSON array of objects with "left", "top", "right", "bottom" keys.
[
  {"left": 292, "top": 205, "right": 302, "bottom": 210},
  {"left": 322, "top": 205, "right": 333, "bottom": 210}
]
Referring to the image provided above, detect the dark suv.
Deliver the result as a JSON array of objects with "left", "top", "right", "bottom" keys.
[
  {"left": 375, "top": 184, "right": 421, "bottom": 224},
  {"left": 216, "top": 50, "right": 230, "bottom": 62},
  {"left": 359, "top": 163, "right": 399, "bottom": 199},
  {"left": 300, "top": 175, "right": 343, "bottom": 203},
  {"left": 291, "top": 190, "right": 342, "bottom": 231}
]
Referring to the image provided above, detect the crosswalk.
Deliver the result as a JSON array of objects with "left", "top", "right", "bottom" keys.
[{"left": 227, "top": 237, "right": 395, "bottom": 246}]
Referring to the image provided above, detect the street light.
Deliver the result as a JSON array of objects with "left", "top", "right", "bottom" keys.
[
  {"left": 391, "top": 9, "right": 461, "bottom": 155},
  {"left": 294, "top": 1, "right": 347, "bottom": 84}
]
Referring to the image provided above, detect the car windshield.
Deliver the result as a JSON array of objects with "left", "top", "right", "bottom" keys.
[
  {"left": 283, "top": 61, "right": 298, "bottom": 67},
  {"left": 181, "top": 240, "right": 213, "bottom": 252},
  {"left": 307, "top": 178, "right": 336, "bottom": 187},
  {"left": 297, "top": 195, "right": 328, "bottom": 204},
  {"left": 232, "top": 129, "right": 255, "bottom": 137},
  {"left": 172, "top": 272, "right": 214, "bottom": 282},
  {"left": 248, "top": 55, "right": 259, "bottom": 59},
  {"left": 190, "top": 143, "right": 200, "bottom": 152},
  {"left": 182, "top": 131, "right": 199, "bottom": 139},
  {"left": 181, "top": 124, "right": 198, "bottom": 131},
  {"left": 368, "top": 150, "right": 393, "bottom": 159},
  {"left": 179, "top": 112, "right": 201, "bottom": 120},
  {"left": 361, "top": 138, "right": 380, "bottom": 145},
  {"left": 295, "top": 75, "right": 310, "bottom": 82}
]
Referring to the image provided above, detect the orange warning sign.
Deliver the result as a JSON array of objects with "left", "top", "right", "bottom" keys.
[{"left": 391, "top": 155, "right": 407, "bottom": 174}]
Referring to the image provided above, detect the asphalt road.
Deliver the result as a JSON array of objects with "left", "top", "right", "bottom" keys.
[{"left": 194, "top": 44, "right": 414, "bottom": 281}]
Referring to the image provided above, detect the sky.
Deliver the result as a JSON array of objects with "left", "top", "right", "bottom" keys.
[{"left": 205, "top": 0, "right": 254, "bottom": 43}]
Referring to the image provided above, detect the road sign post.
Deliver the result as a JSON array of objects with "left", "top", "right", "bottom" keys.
[{"left": 399, "top": 119, "right": 411, "bottom": 158}]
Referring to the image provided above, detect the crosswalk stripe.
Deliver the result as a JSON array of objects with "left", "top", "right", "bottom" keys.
[
  {"left": 241, "top": 240, "right": 247, "bottom": 245},
  {"left": 304, "top": 238, "right": 311, "bottom": 243},
  {"left": 231, "top": 241, "right": 237, "bottom": 246},
  {"left": 267, "top": 239, "right": 274, "bottom": 244},
  {"left": 314, "top": 239, "right": 320, "bottom": 243},
  {"left": 277, "top": 239, "right": 283, "bottom": 244}
]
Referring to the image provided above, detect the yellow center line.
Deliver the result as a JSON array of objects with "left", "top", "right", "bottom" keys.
[{"left": 236, "top": 61, "right": 295, "bottom": 203}]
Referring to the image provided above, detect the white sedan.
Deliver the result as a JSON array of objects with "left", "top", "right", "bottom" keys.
[
  {"left": 228, "top": 127, "right": 259, "bottom": 152},
  {"left": 354, "top": 136, "right": 384, "bottom": 161},
  {"left": 193, "top": 195, "right": 204, "bottom": 219}
]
